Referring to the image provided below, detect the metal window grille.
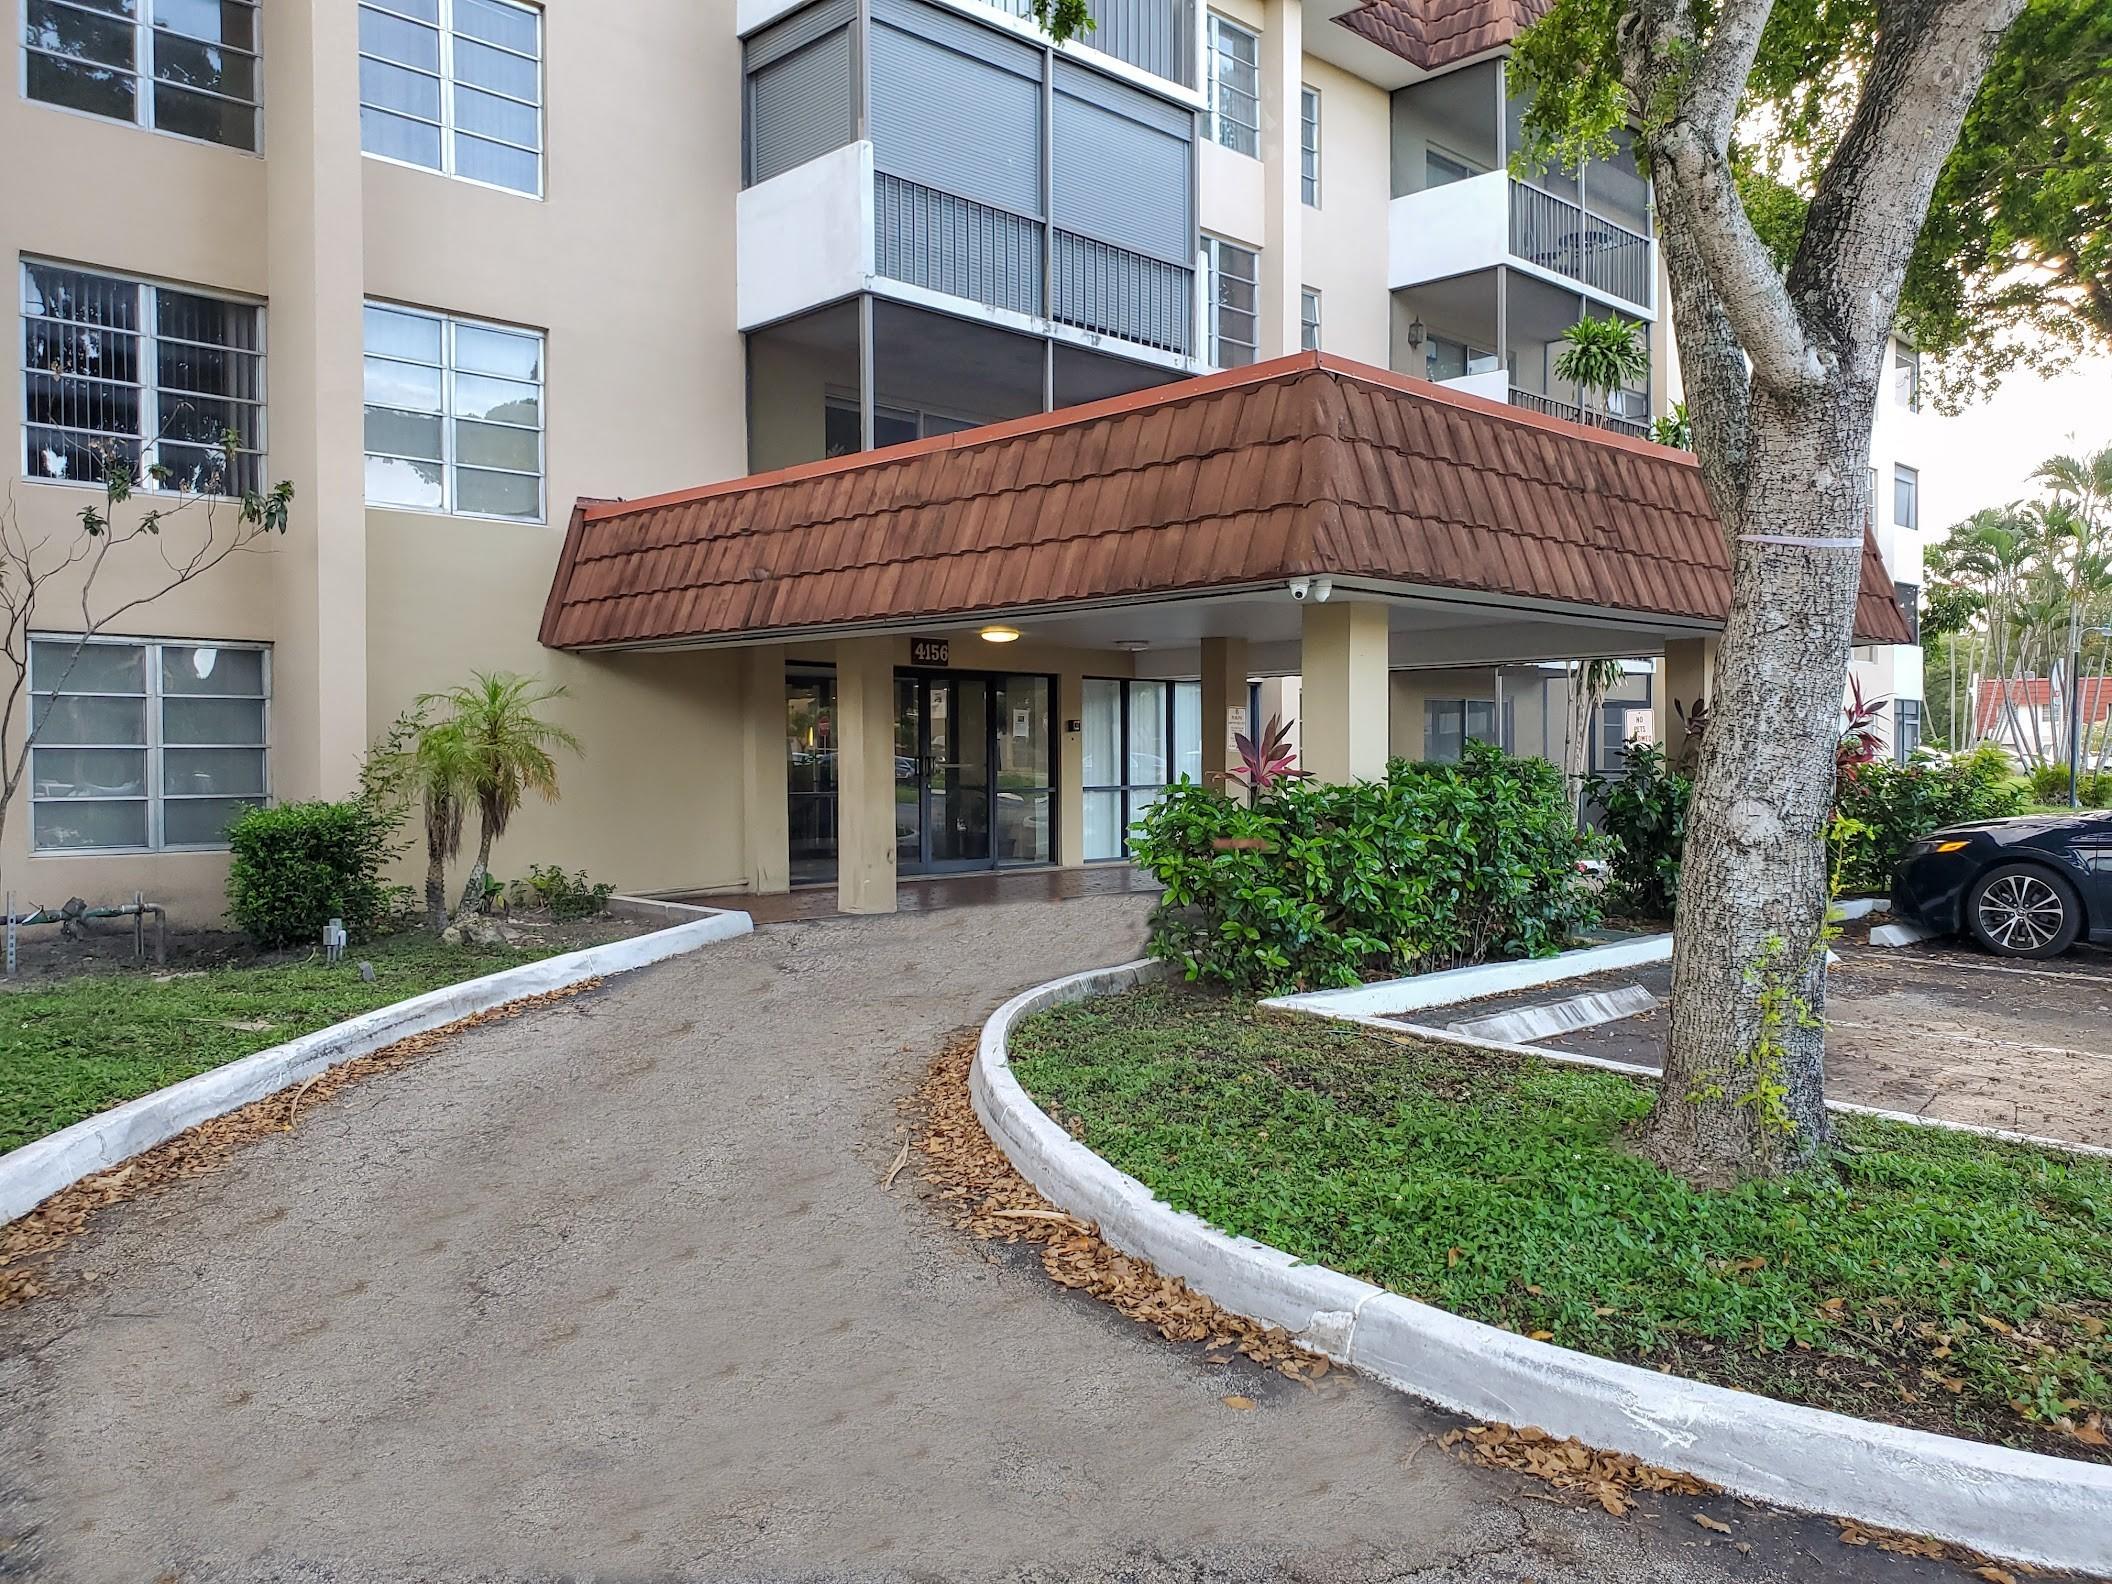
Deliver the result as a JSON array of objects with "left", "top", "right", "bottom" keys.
[
  {"left": 363, "top": 300, "right": 546, "bottom": 522},
  {"left": 28, "top": 634, "right": 270, "bottom": 853},
  {"left": 358, "top": 0, "right": 544, "bottom": 197},
  {"left": 21, "top": 260, "right": 265, "bottom": 497},
  {"left": 22, "top": 0, "right": 261, "bottom": 150},
  {"left": 1300, "top": 85, "right": 1319, "bottom": 205},
  {"left": 1300, "top": 287, "right": 1320, "bottom": 352},
  {"left": 1204, "top": 235, "right": 1257, "bottom": 368},
  {"left": 1206, "top": 14, "right": 1257, "bottom": 157}
]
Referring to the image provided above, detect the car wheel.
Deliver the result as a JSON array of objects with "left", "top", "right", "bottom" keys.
[{"left": 1965, "top": 863, "right": 2083, "bottom": 958}]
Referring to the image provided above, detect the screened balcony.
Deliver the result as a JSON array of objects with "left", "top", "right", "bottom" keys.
[
  {"left": 739, "top": 0, "right": 1198, "bottom": 360},
  {"left": 1388, "top": 63, "right": 1656, "bottom": 315},
  {"left": 983, "top": 0, "right": 1196, "bottom": 87}
]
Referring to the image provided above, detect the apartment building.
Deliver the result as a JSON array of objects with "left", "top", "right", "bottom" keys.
[{"left": 5, "top": 0, "right": 1911, "bottom": 919}]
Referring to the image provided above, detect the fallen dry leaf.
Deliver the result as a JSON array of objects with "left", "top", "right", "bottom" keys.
[
  {"left": 1222, "top": 1394, "right": 1256, "bottom": 1411},
  {"left": 1975, "top": 1569, "right": 2018, "bottom": 1584},
  {"left": 1693, "top": 1514, "right": 1733, "bottom": 1534}
]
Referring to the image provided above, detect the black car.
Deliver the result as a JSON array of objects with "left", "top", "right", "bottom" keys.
[{"left": 1892, "top": 810, "right": 2112, "bottom": 957}]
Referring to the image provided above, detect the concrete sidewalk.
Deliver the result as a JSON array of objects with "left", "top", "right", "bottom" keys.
[{"left": 0, "top": 896, "right": 1983, "bottom": 1582}]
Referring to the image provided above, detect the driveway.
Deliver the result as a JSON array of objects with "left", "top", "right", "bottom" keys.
[{"left": 0, "top": 896, "right": 1995, "bottom": 1583}]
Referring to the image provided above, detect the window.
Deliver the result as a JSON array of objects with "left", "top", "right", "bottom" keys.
[
  {"left": 22, "top": 0, "right": 260, "bottom": 150},
  {"left": 1894, "top": 580, "right": 1921, "bottom": 645},
  {"left": 1893, "top": 463, "right": 1919, "bottom": 532},
  {"left": 29, "top": 635, "right": 267, "bottom": 851},
  {"left": 363, "top": 302, "right": 544, "bottom": 520},
  {"left": 1204, "top": 236, "right": 1258, "bottom": 368},
  {"left": 1300, "top": 85, "right": 1320, "bottom": 205},
  {"left": 21, "top": 261, "right": 264, "bottom": 496},
  {"left": 1892, "top": 341, "right": 1920, "bottom": 411},
  {"left": 1894, "top": 698, "right": 1922, "bottom": 763},
  {"left": 1206, "top": 14, "right": 1257, "bottom": 158},
  {"left": 1424, "top": 334, "right": 1497, "bottom": 383},
  {"left": 1425, "top": 147, "right": 1479, "bottom": 188},
  {"left": 1424, "top": 698, "right": 1496, "bottom": 763},
  {"left": 1300, "top": 288, "right": 1320, "bottom": 352},
  {"left": 821, "top": 395, "right": 988, "bottom": 458},
  {"left": 1083, "top": 677, "right": 1201, "bottom": 859},
  {"left": 359, "top": 0, "right": 544, "bottom": 197}
]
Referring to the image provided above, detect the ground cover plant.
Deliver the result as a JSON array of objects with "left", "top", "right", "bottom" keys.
[
  {"left": 1131, "top": 742, "right": 1601, "bottom": 994},
  {"left": 0, "top": 931, "right": 567, "bottom": 1153},
  {"left": 1011, "top": 984, "right": 2112, "bottom": 1460}
]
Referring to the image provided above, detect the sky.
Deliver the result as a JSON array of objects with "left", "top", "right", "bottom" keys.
[{"left": 1918, "top": 353, "right": 2112, "bottom": 533}]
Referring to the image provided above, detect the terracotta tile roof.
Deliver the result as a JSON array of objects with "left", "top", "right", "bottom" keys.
[
  {"left": 1333, "top": 0, "right": 1551, "bottom": 71},
  {"left": 1976, "top": 677, "right": 2112, "bottom": 734},
  {"left": 540, "top": 352, "right": 1912, "bottom": 651}
]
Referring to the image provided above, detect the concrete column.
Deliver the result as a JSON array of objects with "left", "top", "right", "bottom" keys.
[
  {"left": 1057, "top": 670, "right": 1086, "bottom": 867},
  {"left": 1660, "top": 637, "right": 1718, "bottom": 767},
  {"left": 1300, "top": 602, "right": 1391, "bottom": 782},
  {"left": 834, "top": 637, "right": 898, "bottom": 914},
  {"left": 1258, "top": 0, "right": 1304, "bottom": 358},
  {"left": 263, "top": 0, "right": 367, "bottom": 799},
  {"left": 740, "top": 646, "right": 790, "bottom": 895},
  {"left": 1198, "top": 636, "right": 1250, "bottom": 792}
]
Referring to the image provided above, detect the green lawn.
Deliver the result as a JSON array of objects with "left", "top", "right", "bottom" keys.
[
  {"left": 1, "top": 932, "right": 563, "bottom": 1154},
  {"left": 1011, "top": 985, "right": 2112, "bottom": 1459}
]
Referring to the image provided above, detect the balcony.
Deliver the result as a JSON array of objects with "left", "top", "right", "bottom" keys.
[
  {"left": 1508, "top": 386, "right": 1650, "bottom": 439},
  {"left": 984, "top": 0, "right": 1195, "bottom": 88},
  {"left": 1388, "top": 170, "right": 1656, "bottom": 317}
]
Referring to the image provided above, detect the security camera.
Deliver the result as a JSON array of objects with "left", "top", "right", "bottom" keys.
[{"left": 1288, "top": 576, "right": 1312, "bottom": 602}]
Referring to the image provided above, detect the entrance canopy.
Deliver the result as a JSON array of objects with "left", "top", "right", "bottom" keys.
[{"left": 539, "top": 352, "right": 1911, "bottom": 653}]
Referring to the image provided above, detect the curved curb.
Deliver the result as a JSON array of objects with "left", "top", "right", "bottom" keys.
[
  {"left": 1, "top": 909, "right": 753, "bottom": 1227},
  {"left": 974, "top": 961, "right": 2112, "bottom": 1577}
]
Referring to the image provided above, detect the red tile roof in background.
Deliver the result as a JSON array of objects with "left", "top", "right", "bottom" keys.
[
  {"left": 539, "top": 352, "right": 1912, "bottom": 651},
  {"left": 1333, "top": 0, "right": 1552, "bottom": 71},
  {"left": 1976, "top": 677, "right": 2112, "bottom": 734}
]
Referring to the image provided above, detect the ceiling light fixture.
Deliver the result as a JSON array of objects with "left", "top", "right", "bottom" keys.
[
  {"left": 1114, "top": 639, "right": 1151, "bottom": 652},
  {"left": 980, "top": 624, "right": 1022, "bottom": 643}
]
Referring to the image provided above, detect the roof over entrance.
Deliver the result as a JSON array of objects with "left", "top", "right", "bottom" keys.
[
  {"left": 539, "top": 353, "right": 1913, "bottom": 652},
  {"left": 1332, "top": 0, "right": 1551, "bottom": 72}
]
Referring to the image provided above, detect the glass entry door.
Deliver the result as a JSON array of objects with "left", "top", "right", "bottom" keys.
[
  {"left": 893, "top": 671, "right": 1052, "bottom": 874},
  {"left": 895, "top": 673, "right": 992, "bottom": 872}
]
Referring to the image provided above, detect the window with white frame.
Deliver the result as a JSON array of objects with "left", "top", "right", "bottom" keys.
[
  {"left": 1300, "top": 85, "right": 1320, "bottom": 205},
  {"left": 1892, "top": 340, "right": 1920, "bottom": 411},
  {"left": 1893, "top": 463, "right": 1919, "bottom": 532},
  {"left": 22, "top": 0, "right": 260, "bottom": 150},
  {"left": 363, "top": 302, "right": 545, "bottom": 520},
  {"left": 29, "top": 635, "right": 268, "bottom": 851},
  {"left": 1204, "top": 236, "right": 1257, "bottom": 368},
  {"left": 1206, "top": 14, "right": 1257, "bottom": 158},
  {"left": 358, "top": 0, "right": 544, "bottom": 197},
  {"left": 21, "top": 260, "right": 264, "bottom": 496},
  {"left": 1300, "top": 287, "right": 1320, "bottom": 352}
]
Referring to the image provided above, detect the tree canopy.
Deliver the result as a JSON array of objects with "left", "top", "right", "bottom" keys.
[{"left": 1511, "top": 0, "right": 2112, "bottom": 410}]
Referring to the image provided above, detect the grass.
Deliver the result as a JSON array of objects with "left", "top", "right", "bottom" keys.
[
  {"left": 1011, "top": 984, "right": 2112, "bottom": 1459},
  {"left": 1, "top": 931, "right": 565, "bottom": 1154}
]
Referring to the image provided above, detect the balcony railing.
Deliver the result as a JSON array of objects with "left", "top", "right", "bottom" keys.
[
  {"left": 875, "top": 173, "right": 1043, "bottom": 319},
  {"left": 1510, "top": 386, "right": 1650, "bottom": 439},
  {"left": 876, "top": 173, "right": 1194, "bottom": 356},
  {"left": 987, "top": 0, "right": 1196, "bottom": 86},
  {"left": 1052, "top": 231, "right": 1192, "bottom": 355},
  {"left": 1509, "top": 181, "right": 1652, "bottom": 309}
]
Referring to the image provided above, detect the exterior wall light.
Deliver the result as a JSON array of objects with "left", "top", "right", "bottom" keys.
[{"left": 980, "top": 625, "right": 1022, "bottom": 643}]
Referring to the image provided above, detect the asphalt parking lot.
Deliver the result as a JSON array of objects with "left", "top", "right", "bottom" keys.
[{"left": 1412, "top": 939, "right": 2112, "bottom": 1149}]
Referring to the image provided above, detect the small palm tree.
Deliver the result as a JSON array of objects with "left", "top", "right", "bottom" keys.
[
  {"left": 1553, "top": 316, "right": 1649, "bottom": 426},
  {"left": 402, "top": 719, "right": 476, "bottom": 933},
  {"left": 422, "top": 672, "right": 583, "bottom": 919}
]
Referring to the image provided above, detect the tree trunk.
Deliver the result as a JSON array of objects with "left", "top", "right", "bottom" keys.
[
  {"left": 456, "top": 824, "right": 494, "bottom": 918},
  {"left": 425, "top": 843, "right": 449, "bottom": 934},
  {"left": 1643, "top": 381, "right": 1872, "bottom": 1186}
]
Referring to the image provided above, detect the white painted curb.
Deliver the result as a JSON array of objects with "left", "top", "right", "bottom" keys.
[
  {"left": 976, "top": 961, "right": 2112, "bottom": 1577},
  {"left": 0, "top": 909, "right": 753, "bottom": 1227},
  {"left": 1262, "top": 932, "right": 1672, "bottom": 1019}
]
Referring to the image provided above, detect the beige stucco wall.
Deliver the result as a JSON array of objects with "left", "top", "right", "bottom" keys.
[{"left": 1296, "top": 56, "right": 1390, "bottom": 365}]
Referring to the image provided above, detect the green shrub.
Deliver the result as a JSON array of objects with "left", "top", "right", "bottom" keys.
[
  {"left": 1130, "top": 741, "right": 1602, "bottom": 995},
  {"left": 523, "top": 863, "right": 614, "bottom": 920},
  {"left": 226, "top": 800, "right": 397, "bottom": 949},
  {"left": 2084, "top": 770, "right": 2112, "bottom": 809},
  {"left": 1583, "top": 741, "right": 1690, "bottom": 919},
  {"left": 1832, "top": 746, "right": 2027, "bottom": 895},
  {"left": 2029, "top": 762, "right": 2075, "bottom": 804}
]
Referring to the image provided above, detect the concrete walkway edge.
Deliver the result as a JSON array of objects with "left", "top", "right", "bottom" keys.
[
  {"left": 974, "top": 959, "right": 2112, "bottom": 1577},
  {"left": 0, "top": 908, "right": 753, "bottom": 1227}
]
